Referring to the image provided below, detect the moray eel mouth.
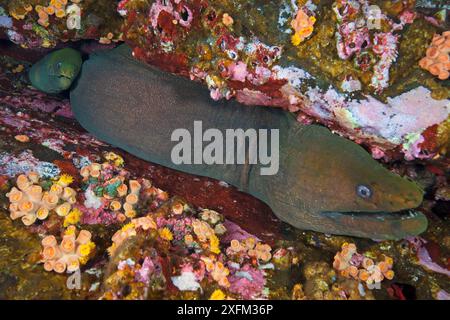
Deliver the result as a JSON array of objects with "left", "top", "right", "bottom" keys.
[
  {"left": 57, "top": 74, "right": 72, "bottom": 80},
  {"left": 321, "top": 209, "right": 427, "bottom": 240}
]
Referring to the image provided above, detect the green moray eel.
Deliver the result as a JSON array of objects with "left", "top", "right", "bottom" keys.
[
  {"left": 67, "top": 45, "right": 427, "bottom": 240},
  {"left": 29, "top": 48, "right": 82, "bottom": 94}
]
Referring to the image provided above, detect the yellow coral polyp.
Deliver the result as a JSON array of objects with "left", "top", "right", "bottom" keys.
[
  {"left": 122, "top": 222, "right": 135, "bottom": 232},
  {"left": 57, "top": 174, "right": 74, "bottom": 187},
  {"left": 159, "top": 227, "right": 173, "bottom": 241},
  {"left": 209, "top": 289, "right": 226, "bottom": 300},
  {"left": 291, "top": 33, "right": 302, "bottom": 46},
  {"left": 63, "top": 208, "right": 82, "bottom": 227},
  {"left": 209, "top": 234, "right": 220, "bottom": 254},
  {"left": 78, "top": 242, "right": 94, "bottom": 257}
]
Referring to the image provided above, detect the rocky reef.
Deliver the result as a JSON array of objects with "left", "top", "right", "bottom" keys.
[
  {"left": 118, "top": 0, "right": 450, "bottom": 161},
  {"left": 0, "top": 0, "right": 448, "bottom": 161}
]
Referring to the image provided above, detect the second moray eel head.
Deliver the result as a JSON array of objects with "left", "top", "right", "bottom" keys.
[
  {"left": 261, "top": 124, "right": 426, "bottom": 240},
  {"left": 29, "top": 48, "right": 82, "bottom": 94}
]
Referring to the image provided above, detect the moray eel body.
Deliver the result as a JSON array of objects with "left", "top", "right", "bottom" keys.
[
  {"left": 29, "top": 48, "right": 82, "bottom": 94},
  {"left": 69, "top": 45, "right": 427, "bottom": 240}
]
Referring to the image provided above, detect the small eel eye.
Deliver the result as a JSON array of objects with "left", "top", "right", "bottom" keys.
[
  {"left": 356, "top": 185, "right": 372, "bottom": 199},
  {"left": 56, "top": 62, "right": 62, "bottom": 69}
]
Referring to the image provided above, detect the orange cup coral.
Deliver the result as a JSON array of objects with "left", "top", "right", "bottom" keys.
[
  {"left": 41, "top": 227, "right": 95, "bottom": 273},
  {"left": 7, "top": 172, "right": 77, "bottom": 226},
  {"left": 333, "top": 243, "right": 395, "bottom": 290},
  {"left": 419, "top": 31, "right": 450, "bottom": 80}
]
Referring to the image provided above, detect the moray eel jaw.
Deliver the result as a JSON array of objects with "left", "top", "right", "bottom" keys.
[
  {"left": 259, "top": 124, "right": 427, "bottom": 240},
  {"left": 320, "top": 210, "right": 428, "bottom": 240}
]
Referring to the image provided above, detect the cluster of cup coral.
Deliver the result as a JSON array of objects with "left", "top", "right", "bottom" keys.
[
  {"left": 227, "top": 237, "right": 272, "bottom": 263},
  {"left": 6, "top": 172, "right": 77, "bottom": 226},
  {"left": 6, "top": 170, "right": 97, "bottom": 274},
  {"left": 107, "top": 216, "right": 157, "bottom": 256},
  {"left": 4, "top": 150, "right": 274, "bottom": 298},
  {"left": 34, "top": 0, "right": 81, "bottom": 29},
  {"left": 41, "top": 226, "right": 95, "bottom": 273},
  {"left": 419, "top": 31, "right": 450, "bottom": 80},
  {"left": 80, "top": 160, "right": 168, "bottom": 223},
  {"left": 333, "top": 243, "right": 394, "bottom": 290},
  {"left": 102, "top": 194, "right": 273, "bottom": 299}
]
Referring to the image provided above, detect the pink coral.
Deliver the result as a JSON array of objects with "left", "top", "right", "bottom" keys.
[{"left": 228, "top": 264, "right": 266, "bottom": 299}]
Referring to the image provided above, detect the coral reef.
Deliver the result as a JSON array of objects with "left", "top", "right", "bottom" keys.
[
  {"left": 7, "top": 171, "right": 76, "bottom": 225},
  {"left": 333, "top": 242, "right": 394, "bottom": 289},
  {"left": 118, "top": 0, "right": 449, "bottom": 160},
  {"left": 0, "top": 93, "right": 448, "bottom": 299},
  {"left": 419, "top": 31, "right": 450, "bottom": 80},
  {"left": 0, "top": 3, "right": 448, "bottom": 300},
  {"left": 1, "top": 0, "right": 448, "bottom": 160},
  {"left": 0, "top": 0, "right": 123, "bottom": 48},
  {"left": 41, "top": 225, "right": 95, "bottom": 273},
  {"left": 103, "top": 197, "right": 272, "bottom": 299}
]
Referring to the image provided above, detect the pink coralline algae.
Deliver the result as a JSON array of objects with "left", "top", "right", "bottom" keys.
[
  {"left": 333, "top": 0, "right": 415, "bottom": 92},
  {"left": 0, "top": 88, "right": 73, "bottom": 118}
]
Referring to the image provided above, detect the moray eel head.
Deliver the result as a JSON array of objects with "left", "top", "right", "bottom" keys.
[
  {"left": 29, "top": 48, "right": 82, "bottom": 94},
  {"left": 269, "top": 125, "right": 427, "bottom": 240}
]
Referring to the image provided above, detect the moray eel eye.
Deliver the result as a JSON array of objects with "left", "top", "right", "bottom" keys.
[
  {"left": 56, "top": 62, "right": 62, "bottom": 70},
  {"left": 356, "top": 184, "right": 372, "bottom": 199}
]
